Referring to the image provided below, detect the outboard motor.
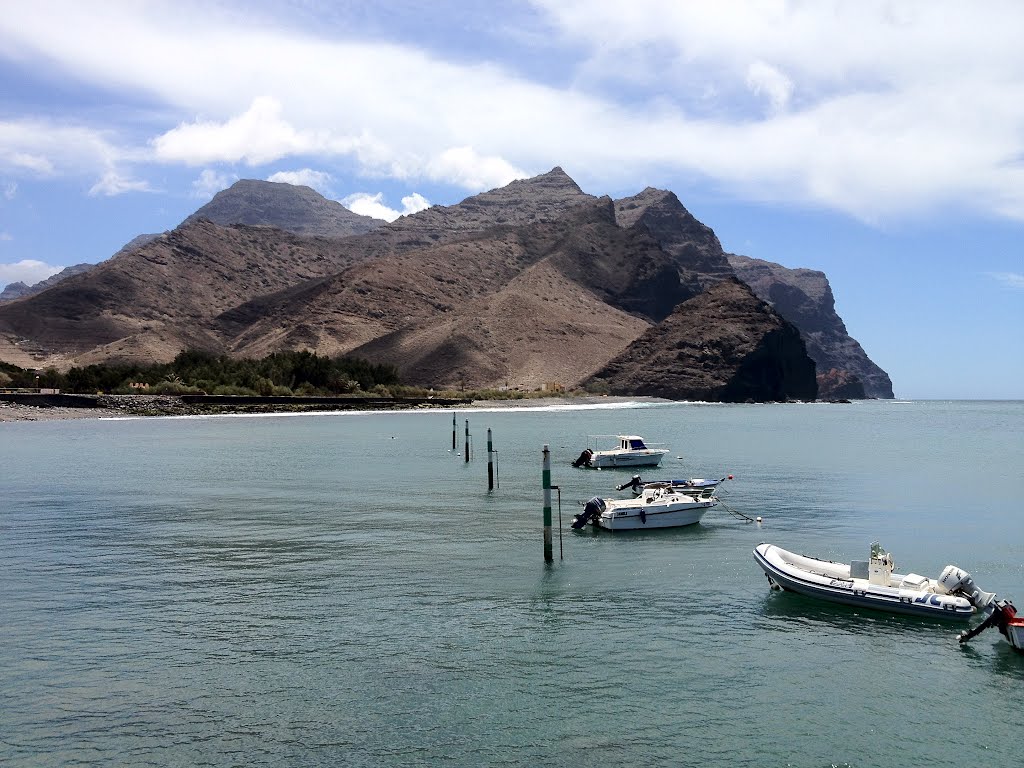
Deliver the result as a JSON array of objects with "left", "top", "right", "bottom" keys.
[
  {"left": 572, "top": 449, "right": 594, "bottom": 468},
  {"left": 959, "top": 598, "right": 1018, "bottom": 646},
  {"left": 571, "top": 497, "right": 605, "bottom": 529},
  {"left": 936, "top": 565, "right": 996, "bottom": 609},
  {"left": 616, "top": 475, "right": 644, "bottom": 493}
]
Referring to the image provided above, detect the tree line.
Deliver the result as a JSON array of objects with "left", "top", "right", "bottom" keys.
[{"left": 0, "top": 350, "right": 400, "bottom": 396}]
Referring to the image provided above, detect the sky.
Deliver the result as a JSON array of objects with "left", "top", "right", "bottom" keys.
[{"left": 0, "top": 1, "right": 1021, "bottom": 399}]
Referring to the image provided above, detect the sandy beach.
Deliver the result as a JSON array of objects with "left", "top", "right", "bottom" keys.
[{"left": 0, "top": 394, "right": 667, "bottom": 423}]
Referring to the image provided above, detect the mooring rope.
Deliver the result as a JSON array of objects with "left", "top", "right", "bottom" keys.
[{"left": 717, "top": 497, "right": 757, "bottom": 523}]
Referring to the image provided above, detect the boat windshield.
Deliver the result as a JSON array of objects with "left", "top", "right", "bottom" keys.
[{"left": 628, "top": 439, "right": 647, "bottom": 450}]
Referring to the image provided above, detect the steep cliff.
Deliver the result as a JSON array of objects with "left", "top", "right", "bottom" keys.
[
  {"left": 728, "top": 254, "right": 893, "bottom": 398},
  {"left": 583, "top": 278, "right": 818, "bottom": 402}
]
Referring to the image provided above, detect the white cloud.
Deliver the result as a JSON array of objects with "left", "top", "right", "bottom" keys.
[
  {"left": 746, "top": 61, "right": 793, "bottom": 113},
  {"left": 2, "top": 181, "right": 16, "bottom": 200},
  {"left": 152, "top": 97, "right": 343, "bottom": 166},
  {"left": 0, "top": 1, "right": 1022, "bottom": 221},
  {"left": 425, "top": 147, "right": 527, "bottom": 190},
  {"left": 267, "top": 168, "right": 333, "bottom": 195},
  {"left": 191, "top": 169, "right": 237, "bottom": 199},
  {"left": 400, "top": 192, "right": 431, "bottom": 216},
  {"left": 8, "top": 152, "right": 54, "bottom": 174},
  {"left": 0, "top": 232, "right": 12, "bottom": 241},
  {"left": 341, "top": 191, "right": 432, "bottom": 222},
  {"left": 986, "top": 271, "right": 1024, "bottom": 289},
  {"left": 0, "top": 259, "right": 63, "bottom": 288},
  {"left": 89, "top": 171, "right": 151, "bottom": 196}
]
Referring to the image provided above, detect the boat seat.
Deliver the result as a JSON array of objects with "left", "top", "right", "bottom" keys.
[{"left": 899, "top": 573, "right": 929, "bottom": 590}]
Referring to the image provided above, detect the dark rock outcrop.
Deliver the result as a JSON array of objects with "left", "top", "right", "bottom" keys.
[
  {"left": 728, "top": 254, "right": 893, "bottom": 398},
  {"left": 584, "top": 278, "right": 818, "bottom": 402}
]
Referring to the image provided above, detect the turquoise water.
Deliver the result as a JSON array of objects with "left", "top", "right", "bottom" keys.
[{"left": 1, "top": 400, "right": 1022, "bottom": 767}]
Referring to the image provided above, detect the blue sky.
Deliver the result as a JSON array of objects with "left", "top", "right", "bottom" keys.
[{"left": 0, "top": 1, "right": 1021, "bottom": 398}]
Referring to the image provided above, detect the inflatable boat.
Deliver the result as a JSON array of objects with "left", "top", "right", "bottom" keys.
[{"left": 753, "top": 542, "right": 995, "bottom": 620}]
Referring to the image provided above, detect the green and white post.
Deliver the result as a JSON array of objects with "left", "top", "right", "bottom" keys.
[
  {"left": 487, "top": 428, "right": 494, "bottom": 491},
  {"left": 542, "top": 444, "right": 553, "bottom": 562}
]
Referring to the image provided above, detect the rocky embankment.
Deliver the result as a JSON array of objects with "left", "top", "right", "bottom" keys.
[{"left": 0, "top": 394, "right": 470, "bottom": 421}]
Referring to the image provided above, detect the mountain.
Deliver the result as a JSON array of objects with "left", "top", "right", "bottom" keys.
[
  {"left": 0, "top": 263, "right": 95, "bottom": 303},
  {"left": 185, "top": 179, "right": 383, "bottom": 238},
  {"left": 583, "top": 278, "right": 818, "bottom": 402},
  {"left": 728, "top": 254, "right": 893, "bottom": 398},
  {"left": 0, "top": 168, "right": 889, "bottom": 401},
  {"left": 0, "top": 220, "right": 370, "bottom": 367},
  {"left": 614, "top": 188, "right": 734, "bottom": 300},
  {"left": 344, "top": 198, "right": 687, "bottom": 389},
  {"left": 0, "top": 281, "right": 31, "bottom": 302},
  {"left": 611, "top": 191, "right": 892, "bottom": 399}
]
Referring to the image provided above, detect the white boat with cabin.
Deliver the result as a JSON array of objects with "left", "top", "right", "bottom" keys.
[
  {"left": 753, "top": 542, "right": 995, "bottom": 621},
  {"left": 571, "top": 485, "right": 717, "bottom": 531},
  {"left": 571, "top": 435, "right": 669, "bottom": 469}
]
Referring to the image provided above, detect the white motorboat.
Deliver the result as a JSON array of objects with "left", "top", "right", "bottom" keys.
[
  {"left": 571, "top": 435, "right": 669, "bottom": 469},
  {"left": 753, "top": 542, "right": 996, "bottom": 621},
  {"left": 615, "top": 474, "right": 729, "bottom": 499},
  {"left": 571, "top": 485, "right": 717, "bottom": 531}
]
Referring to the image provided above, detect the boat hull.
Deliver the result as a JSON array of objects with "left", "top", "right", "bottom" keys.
[
  {"left": 595, "top": 499, "right": 715, "bottom": 530},
  {"left": 1007, "top": 619, "right": 1024, "bottom": 653},
  {"left": 588, "top": 450, "right": 669, "bottom": 469},
  {"left": 753, "top": 544, "right": 975, "bottom": 621}
]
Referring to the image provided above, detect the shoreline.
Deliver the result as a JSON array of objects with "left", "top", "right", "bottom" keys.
[{"left": 0, "top": 393, "right": 661, "bottom": 423}]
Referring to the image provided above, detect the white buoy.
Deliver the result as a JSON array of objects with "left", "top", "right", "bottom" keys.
[{"left": 756, "top": 516, "right": 763, "bottom": 523}]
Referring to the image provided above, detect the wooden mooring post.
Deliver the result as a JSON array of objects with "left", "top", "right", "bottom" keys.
[
  {"left": 464, "top": 419, "right": 470, "bottom": 463},
  {"left": 452, "top": 412, "right": 457, "bottom": 451}
]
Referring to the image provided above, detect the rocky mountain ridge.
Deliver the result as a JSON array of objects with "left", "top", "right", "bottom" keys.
[{"left": 0, "top": 169, "right": 891, "bottom": 400}]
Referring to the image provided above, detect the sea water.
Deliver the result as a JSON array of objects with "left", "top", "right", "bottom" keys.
[{"left": 1, "top": 400, "right": 1021, "bottom": 767}]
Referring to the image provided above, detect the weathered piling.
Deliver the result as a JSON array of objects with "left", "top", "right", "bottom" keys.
[
  {"left": 464, "top": 419, "right": 470, "bottom": 463},
  {"left": 487, "top": 428, "right": 494, "bottom": 491},
  {"left": 543, "top": 444, "right": 553, "bottom": 562},
  {"left": 452, "top": 412, "right": 456, "bottom": 451}
]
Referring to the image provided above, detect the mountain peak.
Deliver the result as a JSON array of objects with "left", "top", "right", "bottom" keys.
[{"left": 184, "top": 179, "right": 383, "bottom": 238}]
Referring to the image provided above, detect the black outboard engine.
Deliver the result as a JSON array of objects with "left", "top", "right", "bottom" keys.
[
  {"left": 616, "top": 475, "right": 644, "bottom": 493},
  {"left": 959, "top": 598, "right": 1018, "bottom": 646},
  {"left": 571, "top": 497, "right": 605, "bottom": 529},
  {"left": 572, "top": 449, "right": 594, "bottom": 468}
]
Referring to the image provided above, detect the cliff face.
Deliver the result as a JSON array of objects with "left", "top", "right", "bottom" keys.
[
  {"left": 727, "top": 254, "right": 893, "bottom": 398},
  {"left": 583, "top": 278, "right": 818, "bottom": 402}
]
